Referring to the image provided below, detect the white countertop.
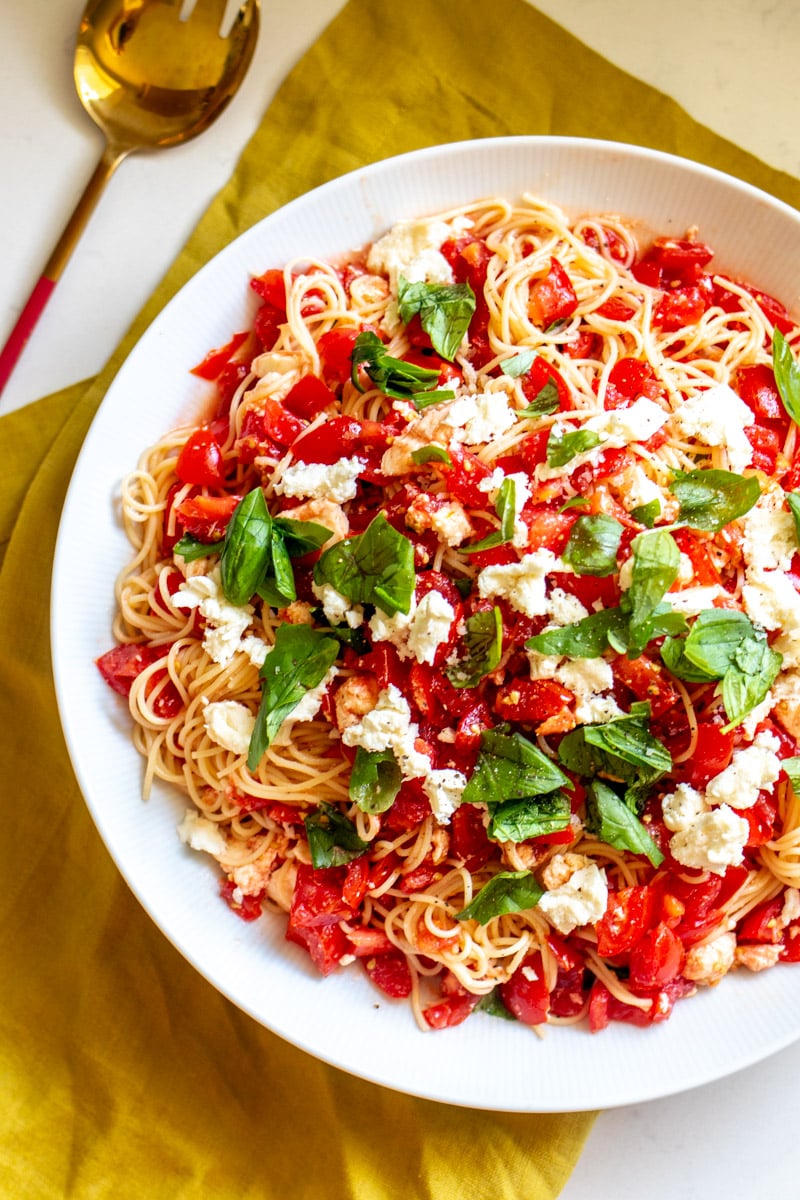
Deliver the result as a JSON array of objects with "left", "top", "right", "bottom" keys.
[{"left": 4, "top": 1, "right": 800, "bottom": 1195}]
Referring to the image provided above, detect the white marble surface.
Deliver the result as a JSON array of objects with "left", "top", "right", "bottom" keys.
[{"left": 3, "top": 1, "right": 800, "bottom": 1195}]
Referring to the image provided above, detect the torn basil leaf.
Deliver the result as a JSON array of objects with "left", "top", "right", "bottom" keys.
[
  {"left": 455, "top": 870, "right": 543, "bottom": 925},
  {"left": 397, "top": 277, "right": 476, "bottom": 361},
  {"left": 783, "top": 756, "right": 800, "bottom": 793},
  {"left": 220, "top": 486, "right": 273, "bottom": 606},
  {"left": 461, "top": 727, "right": 571, "bottom": 805},
  {"left": 304, "top": 802, "right": 369, "bottom": 868},
  {"left": 411, "top": 444, "right": 453, "bottom": 466},
  {"left": 773, "top": 328, "right": 800, "bottom": 426},
  {"left": 585, "top": 779, "right": 664, "bottom": 867},
  {"left": 630, "top": 498, "right": 661, "bottom": 528},
  {"left": 487, "top": 791, "right": 572, "bottom": 842},
  {"left": 558, "top": 703, "right": 671, "bottom": 800},
  {"left": 464, "top": 476, "right": 517, "bottom": 553},
  {"left": 518, "top": 379, "right": 561, "bottom": 417},
  {"left": 348, "top": 747, "right": 403, "bottom": 814},
  {"left": 562, "top": 513, "right": 624, "bottom": 577},
  {"left": 247, "top": 624, "right": 339, "bottom": 769},
  {"left": 273, "top": 516, "right": 333, "bottom": 557},
  {"left": 671, "top": 468, "right": 761, "bottom": 532},
  {"left": 546, "top": 426, "right": 603, "bottom": 468},
  {"left": 621, "top": 528, "right": 681, "bottom": 654},
  {"left": 786, "top": 491, "right": 800, "bottom": 542},
  {"left": 313, "top": 512, "right": 416, "bottom": 617},
  {"left": 500, "top": 349, "right": 536, "bottom": 379},
  {"left": 174, "top": 533, "right": 222, "bottom": 562},
  {"left": 446, "top": 606, "right": 503, "bottom": 688},
  {"left": 526, "top": 607, "right": 627, "bottom": 659},
  {"left": 350, "top": 329, "right": 451, "bottom": 402}
]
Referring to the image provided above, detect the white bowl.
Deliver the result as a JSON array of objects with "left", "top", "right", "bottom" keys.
[{"left": 52, "top": 136, "right": 800, "bottom": 1112}]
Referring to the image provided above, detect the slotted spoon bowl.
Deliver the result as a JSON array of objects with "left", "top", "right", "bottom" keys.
[{"left": 0, "top": 0, "right": 260, "bottom": 395}]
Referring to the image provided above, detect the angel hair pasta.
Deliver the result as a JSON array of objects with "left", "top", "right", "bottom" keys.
[{"left": 97, "top": 192, "right": 800, "bottom": 1033}]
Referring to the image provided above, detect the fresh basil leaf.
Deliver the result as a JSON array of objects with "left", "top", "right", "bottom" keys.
[
  {"left": 304, "top": 802, "right": 369, "bottom": 868},
  {"left": 474, "top": 988, "right": 516, "bottom": 1020},
  {"left": 721, "top": 637, "right": 782, "bottom": 732},
  {"left": 500, "top": 349, "right": 536, "bottom": 379},
  {"left": 313, "top": 513, "right": 416, "bottom": 617},
  {"left": 783, "top": 756, "right": 800, "bottom": 793},
  {"left": 247, "top": 624, "right": 339, "bottom": 768},
  {"left": 412, "top": 389, "right": 457, "bottom": 411},
  {"left": 558, "top": 703, "right": 671, "bottom": 793},
  {"left": 562, "top": 513, "right": 624, "bottom": 577},
  {"left": 270, "top": 531, "right": 296, "bottom": 603},
  {"left": 350, "top": 329, "right": 444, "bottom": 401},
  {"left": 396, "top": 277, "right": 476, "bottom": 361},
  {"left": 671, "top": 468, "right": 761, "bottom": 532},
  {"left": 585, "top": 779, "right": 664, "bottom": 867},
  {"left": 463, "top": 476, "right": 517, "bottom": 553},
  {"left": 257, "top": 578, "right": 295, "bottom": 608},
  {"left": 411, "top": 444, "right": 453, "bottom": 466},
  {"left": 273, "top": 517, "right": 333, "bottom": 556},
  {"left": 174, "top": 533, "right": 222, "bottom": 562},
  {"left": 622, "top": 529, "right": 681, "bottom": 653},
  {"left": 526, "top": 608, "right": 627, "bottom": 659},
  {"left": 661, "top": 634, "right": 719, "bottom": 683},
  {"left": 518, "top": 379, "right": 561, "bottom": 417},
  {"left": 461, "top": 728, "right": 571, "bottom": 805},
  {"left": 455, "top": 870, "right": 543, "bottom": 925},
  {"left": 546, "top": 426, "right": 603, "bottom": 468},
  {"left": 631, "top": 498, "right": 661, "bottom": 527},
  {"left": 560, "top": 496, "right": 590, "bottom": 512},
  {"left": 446, "top": 606, "right": 503, "bottom": 688},
  {"left": 348, "top": 747, "right": 403, "bottom": 814},
  {"left": 220, "top": 487, "right": 273, "bottom": 606},
  {"left": 773, "top": 329, "right": 800, "bottom": 425},
  {"left": 487, "top": 791, "right": 571, "bottom": 842},
  {"left": 681, "top": 609, "right": 759, "bottom": 678}
]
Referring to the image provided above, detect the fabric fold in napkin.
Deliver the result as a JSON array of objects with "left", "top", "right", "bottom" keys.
[{"left": 2, "top": 0, "right": 799, "bottom": 1196}]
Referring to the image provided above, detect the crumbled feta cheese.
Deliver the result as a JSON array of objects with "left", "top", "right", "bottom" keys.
[
  {"left": 741, "top": 485, "right": 798, "bottom": 573},
  {"left": 203, "top": 700, "right": 256, "bottom": 755},
  {"left": 666, "top": 586, "right": 729, "bottom": 616},
  {"left": 704, "top": 730, "right": 781, "bottom": 810},
  {"left": 669, "top": 805, "right": 749, "bottom": 874},
  {"left": 312, "top": 581, "right": 364, "bottom": 628},
  {"left": 585, "top": 396, "right": 670, "bottom": 445},
  {"left": 624, "top": 463, "right": 664, "bottom": 510},
  {"left": 177, "top": 809, "right": 228, "bottom": 857},
  {"left": 538, "top": 863, "right": 608, "bottom": 934},
  {"left": 661, "top": 782, "right": 707, "bottom": 833},
  {"left": 670, "top": 383, "right": 754, "bottom": 473},
  {"left": 477, "top": 467, "right": 531, "bottom": 547},
  {"left": 369, "top": 590, "right": 455, "bottom": 666},
  {"left": 547, "top": 588, "right": 589, "bottom": 627},
  {"left": 477, "top": 548, "right": 564, "bottom": 618},
  {"left": 450, "top": 391, "right": 518, "bottom": 445},
  {"left": 341, "top": 684, "right": 430, "bottom": 779},
  {"left": 742, "top": 566, "right": 800, "bottom": 635},
  {"left": 173, "top": 568, "right": 258, "bottom": 666},
  {"left": 422, "top": 768, "right": 467, "bottom": 825},
  {"left": 274, "top": 456, "right": 365, "bottom": 503},
  {"left": 366, "top": 217, "right": 468, "bottom": 287},
  {"left": 290, "top": 665, "right": 339, "bottom": 724},
  {"left": 735, "top": 943, "right": 783, "bottom": 971}
]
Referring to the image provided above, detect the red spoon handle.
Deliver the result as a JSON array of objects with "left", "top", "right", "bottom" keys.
[{"left": 0, "top": 275, "right": 57, "bottom": 396}]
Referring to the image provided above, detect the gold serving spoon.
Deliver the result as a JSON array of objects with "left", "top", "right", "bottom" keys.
[{"left": 0, "top": 0, "right": 260, "bottom": 395}]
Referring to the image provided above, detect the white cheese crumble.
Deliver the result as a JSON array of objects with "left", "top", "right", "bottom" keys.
[
  {"left": 661, "top": 782, "right": 707, "bottom": 833},
  {"left": 666, "top": 585, "right": 729, "bottom": 616},
  {"left": 477, "top": 547, "right": 564, "bottom": 618},
  {"left": 341, "top": 684, "right": 430, "bottom": 779},
  {"left": 668, "top": 805, "right": 750, "bottom": 875},
  {"left": 274, "top": 456, "right": 365, "bottom": 503},
  {"left": 704, "top": 730, "right": 782, "bottom": 810},
  {"left": 670, "top": 382, "right": 754, "bottom": 473},
  {"left": 290, "top": 665, "right": 340, "bottom": 724},
  {"left": 584, "top": 396, "right": 670, "bottom": 445},
  {"left": 173, "top": 568, "right": 265, "bottom": 666},
  {"left": 177, "top": 809, "right": 228, "bottom": 857},
  {"left": 741, "top": 484, "right": 798, "bottom": 573},
  {"left": 369, "top": 589, "right": 455, "bottom": 665},
  {"left": 624, "top": 463, "right": 664, "bottom": 510},
  {"left": 422, "top": 768, "right": 468, "bottom": 825},
  {"left": 367, "top": 217, "right": 468, "bottom": 288},
  {"left": 450, "top": 391, "right": 518, "bottom": 445},
  {"left": 203, "top": 700, "right": 256, "bottom": 755},
  {"left": 311, "top": 581, "right": 364, "bottom": 628},
  {"left": 538, "top": 862, "right": 609, "bottom": 935}
]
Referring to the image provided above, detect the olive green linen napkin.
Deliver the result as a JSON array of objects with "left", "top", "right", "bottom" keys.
[{"left": 2, "top": 1, "right": 799, "bottom": 1197}]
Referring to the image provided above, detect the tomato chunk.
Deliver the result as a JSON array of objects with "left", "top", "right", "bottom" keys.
[{"left": 499, "top": 952, "right": 550, "bottom": 1025}]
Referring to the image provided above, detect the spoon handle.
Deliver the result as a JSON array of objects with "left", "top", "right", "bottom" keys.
[{"left": 0, "top": 142, "right": 128, "bottom": 399}]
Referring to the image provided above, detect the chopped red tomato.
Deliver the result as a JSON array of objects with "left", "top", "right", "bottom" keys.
[
  {"left": 500, "top": 952, "right": 550, "bottom": 1025},
  {"left": 449, "top": 803, "right": 495, "bottom": 871},
  {"left": 342, "top": 855, "right": 370, "bottom": 908},
  {"left": 442, "top": 446, "right": 495, "bottom": 508},
  {"left": 673, "top": 719, "right": 735, "bottom": 789},
  {"left": 595, "top": 886, "right": 658, "bottom": 957},
  {"left": 746, "top": 424, "right": 782, "bottom": 475},
  {"left": 362, "top": 949, "right": 413, "bottom": 998},
  {"left": 612, "top": 654, "right": 678, "bottom": 718},
  {"left": 190, "top": 330, "right": 249, "bottom": 380},
  {"left": 96, "top": 642, "right": 165, "bottom": 697},
  {"left": 627, "top": 921, "right": 683, "bottom": 990},
  {"left": 737, "top": 896, "right": 784, "bottom": 944},
  {"left": 261, "top": 397, "right": 306, "bottom": 447},
  {"left": 524, "top": 505, "right": 578, "bottom": 554},
  {"left": 604, "top": 357, "right": 663, "bottom": 409},
  {"left": 174, "top": 493, "right": 239, "bottom": 542},
  {"left": 547, "top": 936, "right": 589, "bottom": 1018},
  {"left": 521, "top": 355, "right": 572, "bottom": 410},
  {"left": 493, "top": 678, "right": 574, "bottom": 725},
  {"left": 318, "top": 328, "right": 361, "bottom": 388},
  {"left": 250, "top": 268, "right": 288, "bottom": 309},
  {"left": 291, "top": 415, "right": 363, "bottom": 465},
  {"left": 283, "top": 374, "right": 337, "bottom": 420},
  {"left": 219, "top": 878, "right": 264, "bottom": 921},
  {"left": 423, "top": 992, "right": 479, "bottom": 1029},
  {"left": 175, "top": 428, "right": 226, "bottom": 488},
  {"left": 346, "top": 927, "right": 395, "bottom": 957},
  {"left": 528, "top": 258, "right": 579, "bottom": 328}
]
